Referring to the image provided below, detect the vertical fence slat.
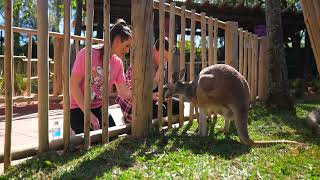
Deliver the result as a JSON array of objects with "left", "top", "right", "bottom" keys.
[
  {"left": 225, "top": 21, "right": 238, "bottom": 69},
  {"left": 208, "top": 17, "right": 213, "bottom": 66},
  {"left": 37, "top": 0, "right": 49, "bottom": 153},
  {"left": 247, "top": 33, "right": 252, "bottom": 88},
  {"left": 102, "top": 0, "right": 110, "bottom": 144},
  {"left": 4, "top": 0, "right": 13, "bottom": 171},
  {"left": 252, "top": 34, "right": 258, "bottom": 102},
  {"left": 26, "top": 34, "right": 32, "bottom": 97},
  {"left": 132, "top": 0, "right": 153, "bottom": 137},
  {"left": 239, "top": 28, "right": 244, "bottom": 74},
  {"left": 243, "top": 30, "right": 248, "bottom": 80},
  {"left": 167, "top": 2, "right": 175, "bottom": 128},
  {"left": 213, "top": 18, "right": 218, "bottom": 65},
  {"left": 53, "top": 37, "right": 63, "bottom": 96},
  {"left": 63, "top": 0, "right": 71, "bottom": 151},
  {"left": 75, "top": 38, "right": 80, "bottom": 54},
  {"left": 84, "top": 0, "right": 94, "bottom": 148},
  {"left": 201, "top": 12, "right": 207, "bottom": 69},
  {"left": 258, "top": 37, "right": 267, "bottom": 101},
  {"left": 189, "top": 9, "right": 196, "bottom": 123},
  {"left": 157, "top": 0, "right": 165, "bottom": 128},
  {"left": 179, "top": 5, "right": 186, "bottom": 127}
]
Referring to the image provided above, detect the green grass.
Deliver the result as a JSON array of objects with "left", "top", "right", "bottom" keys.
[{"left": 1, "top": 100, "right": 320, "bottom": 179}]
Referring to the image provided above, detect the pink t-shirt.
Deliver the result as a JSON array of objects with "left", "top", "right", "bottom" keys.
[{"left": 70, "top": 45, "right": 126, "bottom": 109}]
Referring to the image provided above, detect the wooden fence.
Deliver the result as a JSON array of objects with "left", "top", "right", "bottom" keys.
[{"left": 1, "top": 0, "right": 268, "bottom": 171}]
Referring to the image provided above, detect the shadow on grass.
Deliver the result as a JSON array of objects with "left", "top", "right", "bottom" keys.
[{"left": 248, "top": 102, "right": 320, "bottom": 146}]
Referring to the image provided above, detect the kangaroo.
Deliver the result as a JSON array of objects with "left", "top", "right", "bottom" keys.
[
  {"left": 305, "top": 108, "right": 320, "bottom": 135},
  {"left": 164, "top": 64, "right": 301, "bottom": 146}
]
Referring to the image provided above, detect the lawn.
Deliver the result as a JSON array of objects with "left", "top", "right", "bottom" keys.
[{"left": 1, "top": 100, "right": 320, "bottom": 179}]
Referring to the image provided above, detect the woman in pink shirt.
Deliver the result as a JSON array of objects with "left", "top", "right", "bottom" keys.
[{"left": 70, "top": 19, "right": 132, "bottom": 134}]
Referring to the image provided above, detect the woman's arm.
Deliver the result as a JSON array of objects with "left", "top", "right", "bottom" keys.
[
  {"left": 116, "top": 82, "right": 132, "bottom": 99},
  {"left": 70, "top": 73, "right": 100, "bottom": 130}
]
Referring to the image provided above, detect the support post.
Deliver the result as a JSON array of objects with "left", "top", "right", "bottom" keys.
[
  {"left": 84, "top": 0, "right": 94, "bottom": 148},
  {"left": 201, "top": 12, "right": 207, "bottom": 69},
  {"left": 258, "top": 37, "right": 268, "bottom": 101},
  {"left": 131, "top": 0, "right": 153, "bottom": 138},
  {"left": 179, "top": 5, "right": 186, "bottom": 127},
  {"left": 37, "top": 0, "right": 49, "bottom": 153},
  {"left": 4, "top": 0, "right": 13, "bottom": 171},
  {"left": 26, "top": 34, "right": 32, "bottom": 97},
  {"left": 225, "top": 21, "right": 238, "bottom": 69},
  {"left": 53, "top": 37, "right": 63, "bottom": 96},
  {"left": 208, "top": 17, "right": 213, "bottom": 66},
  {"left": 167, "top": 2, "right": 175, "bottom": 128},
  {"left": 102, "top": 0, "right": 110, "bottom": 144},
  {"left": 239, "top": 28, "right": 244, "bottom": 74},
  {"left": 63, "top": 0, "right": 71, "bottom": 151},
  {"left": 189, "top": 9, "right": 196, "bottom": 123},
  {"left": 157, "top": 0, "right": 165, "bottom": 128}
]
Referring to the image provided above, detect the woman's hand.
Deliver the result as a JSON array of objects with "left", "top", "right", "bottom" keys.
[
  {"left": 153, "top": 92, "right": 159, "bottom": 101},
  {"left": 90, "top": 113, "right": 100, "bottom": 130}
]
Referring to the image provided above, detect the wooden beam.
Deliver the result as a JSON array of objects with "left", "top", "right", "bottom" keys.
[
  {"left": 213, "top": 18, "right": 218, "bottom": 65},
  {"left": 258, "top": 37, "right": 268, "bottom": 101},
  {"left": 225, "top": 21, "right": 239, "bottom": 69},
  {"left": 153, "top": 1, "right": 226, "bottom": 30},
  {"left": 37, "top": 0, "right": 49, "bottom": 153},
  {"left": 247, "top": 33, "right": 252, "bottom": 87},
  {"left": 131, "top": 0, "right": 153, "bottom": 138},
  {"left": 252, "top": 34, "right": 259, "bottom": 102},
  {"left": 189, "top": 9, "right": 196, "bottom": 123},
  {"left": 102, "top": 0, "right": 110, "bottom": 144},
  {"left": 4, "top": 0, "right": 13, "bottom": 172},
  {"left": 208, "top": 17, "right": 213, "bottom": 66},
  {"left": 63, "top": 0, "right": 71, "bottom": 151},
  {"left": 167, "top": 2, "right": 175, "bottom": 128},
  {"left": 243, "top": 30, "right": 248, "bottom": 80},
  {"left": 239, "top": 28, "right": 244, "bottom": 75},
  {"left": 53, "top": 37, "right": 63, "bottom": 96},
  {"left": 157, "top": 0, "right": 165, "bottom": 128},
  {"left": 179, "top": 5, "right": 186, "bottom": 127},
  {"left": 26, "top": 34, "right": 32, "bottom": 98},
  {"left": 84, "top": 0, "right": 94, "bottom": 148},
  {"left": 201, "top": 12, "right": 207, "bottom": 69}
]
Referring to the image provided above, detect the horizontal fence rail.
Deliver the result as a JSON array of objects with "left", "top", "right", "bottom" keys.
[{"left": 1, "top": 0, "right": 268, "bottom": 171}]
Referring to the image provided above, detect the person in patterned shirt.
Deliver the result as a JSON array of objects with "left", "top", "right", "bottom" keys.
[{"left": 115, "top": 38, "right": 180, "bottom": 123}]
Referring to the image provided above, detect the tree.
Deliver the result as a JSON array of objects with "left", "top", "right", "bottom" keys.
[{"left": 265, "top": 0, "right": 293, "bottom": 110}]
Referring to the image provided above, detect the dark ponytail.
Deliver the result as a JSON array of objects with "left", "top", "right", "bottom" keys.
[{"left": 110, "top": 19, "right": 132, "bottom": 43}]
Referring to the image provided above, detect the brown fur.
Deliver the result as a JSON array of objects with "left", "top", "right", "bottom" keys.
[
  {"left": 164, "top": 64, "right": 302, "bottom": 147},
  {"left": 306, "top": 108, "right": 320, "bottom": 135}
]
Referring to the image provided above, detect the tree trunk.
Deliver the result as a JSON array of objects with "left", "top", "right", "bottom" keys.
[{"left": 265, "top": 0, "right": 294, "bottom": 110}]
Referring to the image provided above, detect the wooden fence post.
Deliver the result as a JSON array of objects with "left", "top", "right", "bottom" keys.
[
  {"left": 84, "top": 0, "right": 94, "bottom": 148},
  {"left": 243, "top": 30, "right": 248, "bottom": 80},
  {"left": 26, "top": 34, "right": 32, "bottom": 97},
  {"left": 102, "top": 0, "right": 110, "bottom": 144},
  {"left": 239, "top": 28, "right": 244, "bottom": 74},
  {"left": 251, "top": 34, "right": 258, "bottom": 102},
  {"left": 213, "top": 18, "right": 218, "bottom": 65},
  {"left": 247, "top": 33, "right": 252, "bottom": 88},
  {"left": 53, "top": 37, "right": 63, "bottom": 96},
  {"left": 4, "top": 0, "right": 13, "bottom": 171},
  {"left": 189, "top": 9, "right": 196, "bottom": 123},
  {"left": 208, "top": 17, "right": 213, "bottom": 66},
  {"left": 37, "top": 0, "right": 49, "bottom": 153},
  {"left": 225, "top": 21, "right": 238, "bottom": 69},
  {"left": 167, "top": 2, "right": 175, "bottom": 128},
  {"left": 63, "top": 0, "right": 71, "bottom": 151},
  {"left": 258, "top": 37, "right": 268, "bottom": 101},
  {"left": 131, "top": 0, "right": 153, "bottom": 138},
  {"left": 201, "top": 12, "right": 207, "bottom": 69},
  {"left": 157, "top": 0, "right": 165, "bottom": 128},
  {"left": 179, "top": 5, "right": 186, "bottom": 127}
]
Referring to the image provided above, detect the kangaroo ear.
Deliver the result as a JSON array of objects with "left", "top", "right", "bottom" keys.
[{"left": 179, "top": 68, "right": 186, "bottom": 81}]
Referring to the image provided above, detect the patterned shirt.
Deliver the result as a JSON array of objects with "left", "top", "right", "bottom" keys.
[
  {"left": 115, "top": 64, "right": 167, "bottom": 123},
  {"left": 115, "top": 66, "right": 134, "bottom": 122}
]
